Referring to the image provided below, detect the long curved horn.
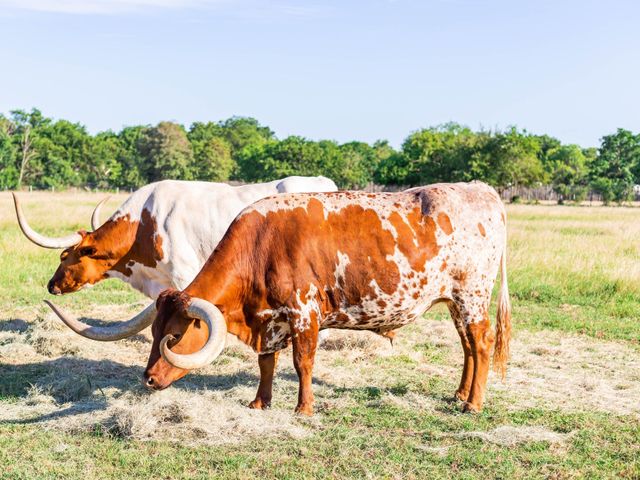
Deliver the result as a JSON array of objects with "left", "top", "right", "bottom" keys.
[
  {"left": 160, "top": 298, "right": 227, "bottom": 370},
  {"left": 44, "top": 300, "right": 156, "bottom": 341},
  {"left": 13, "top": 193, "right": 83, "bottom": 249},
  {"left": 91, "top": 196, "right": 111, "bottom": 231}
]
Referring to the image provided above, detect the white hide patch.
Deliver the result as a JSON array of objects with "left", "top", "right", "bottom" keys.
[
  {"left": 258, "top": 284, "right": 324, "bottom": 353},
  {"left": 333, "top": 251, "right": 350, "bottom": 286}
]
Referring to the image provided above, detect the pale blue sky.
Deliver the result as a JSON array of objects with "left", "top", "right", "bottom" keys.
[{"left": 0, "top": 0, "right": 638, "bottom": 147}]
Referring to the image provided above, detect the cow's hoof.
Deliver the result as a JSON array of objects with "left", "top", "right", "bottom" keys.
[
  {"left": 294, "top": 404, "right": 314, "bottom": 416},
  {"left": 462, "top": 402, "right": 482, "bottom": 413},
  {"left": 248, "top": 398, "right": 271, "bottom": 410}
]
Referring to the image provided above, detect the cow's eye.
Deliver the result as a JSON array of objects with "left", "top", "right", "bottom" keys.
[
  {"left": 60, "top": 251, "right": 69, "bottom": 261},
  {"left": 167, "top": 333, "right": 182, "bottom": 347},
  {"left": 79, "top": 246, "right": 97, "bottom": 257}
]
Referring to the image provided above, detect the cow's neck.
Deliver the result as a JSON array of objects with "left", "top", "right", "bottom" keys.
[
  {"left": 99, "top": 212, "right": 163, "bottom": 294},
  {"left": 185, "top": 232, "right": 258, "bottom": 348},
  {"left": 93, "top": 215, "right": 138, "bottom": 264}
]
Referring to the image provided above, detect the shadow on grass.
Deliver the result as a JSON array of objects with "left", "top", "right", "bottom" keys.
[
  {"left": 0, "top": 318, "right": 30, "bottom": 333},
  {"left": 0, "top": 357, "right": 261, "bottom": 424},
  {"left": 0, "top": 354, "right": 335, "bottom": 425}
]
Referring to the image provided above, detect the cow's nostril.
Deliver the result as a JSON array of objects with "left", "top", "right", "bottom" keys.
[
  {"left": 144, "top": 375, "right": 155, "bottom": 388},
  {"left": 47, "top": 281, "right": 61, "bottom": 295}
]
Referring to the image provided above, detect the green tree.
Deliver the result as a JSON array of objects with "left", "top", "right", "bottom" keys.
[
  {"left": 9, "top": 108, "right": 49, "bottom": 188},
  {"left": 547, "top": 145, "right": 588, "bottom": 203},
  {"left": 470, "top": 128, "right": 545, "bottom": 188},
  {"left": 0, "top": 115, "right": 18, "bottom": 189},
  {"left": 590, "top": 129, "right": 639, "bottom": 203},
  {"left": 338, "top": 141, "right": 376, "bottom": 188},
  {"left": 237, "top": 136, "right": 321, "bottom": 182},
  {"left": 192, "top": 137, "right": 235, "bottom": 182},
  {"left": 8, "top": 116, "right": 91, "bottom": 189},
  {"left": 88, "top": 132, "right": 124, "bottom": 188},
  {"left": 219, "top": 117, "right": 274, "bottom": 156},
  {"left": 188, "top": 121, "right": 224, "bottom": 145},
  {"left": 117, "top": 126, "right": 147, "bottom": 188},
  {"left": 238, "top": 136, "right": 358, "bottom": 186},
  {"left": 372, "top": 140, "right": 408, "bottom": 185},
  {"left": 138, "top": 122, "right": 194, "bottom": 182},
  {"left": 401, "top": 123, "right": 477, "bottom": 185},
  {"left": 535, "top": 134, "right": 562, "bottom": 172},
  {"left": 375, "top": 152, "right": 411, "bottom": 185}
]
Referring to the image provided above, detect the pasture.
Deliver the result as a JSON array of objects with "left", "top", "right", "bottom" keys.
[{"left": 0, "top": 191, "right": 639, "bottom": 479}]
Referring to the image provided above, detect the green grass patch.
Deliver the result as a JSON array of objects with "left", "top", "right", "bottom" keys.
[{"left": 0, "top": 405, "right": 637, "bottom": 479}]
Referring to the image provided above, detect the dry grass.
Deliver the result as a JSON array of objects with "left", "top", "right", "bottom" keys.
[
  {"left": 508, "top": 204, "right": 640, "bottom": 292},
  {"left": 1, "top": 301, "right": 638, "bottom": 446},
  {"left": 0, "top": 190, "right": 127, "bottom": 233}
]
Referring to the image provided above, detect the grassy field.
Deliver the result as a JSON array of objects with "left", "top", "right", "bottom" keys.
[{"left": 0, "top": 191, "right": 639, "bottom": 479}]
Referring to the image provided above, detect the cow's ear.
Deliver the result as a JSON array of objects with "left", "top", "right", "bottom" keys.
[
  {"left": 155, "top": 288, "right": 187, "bottom": 313},
  {"left": 156, "top": 289, "right": 174, "bottom": 310},
  {"left": 79, "top": 246, "right": 97, "bottom": 257}
]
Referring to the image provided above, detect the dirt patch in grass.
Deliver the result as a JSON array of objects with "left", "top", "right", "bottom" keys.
[{"left": 1, "top": 304, "right": 638, "bottom": 445}]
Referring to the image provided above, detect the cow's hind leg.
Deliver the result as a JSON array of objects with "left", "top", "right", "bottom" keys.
[
  {"left": 463, "top": 314, "right": 494, "bottom": 413},
  {"left": 448, "top": 302, "right": 473, "bottom": 402},
  {"left": 450, "top": 297, "right": 495, "bottom": 412},
  {"left": 290, "top": 311, "right": 320, "bottom": 416},
  {"left": 249, "top": 351, "right": 279, "bottom": 410}
]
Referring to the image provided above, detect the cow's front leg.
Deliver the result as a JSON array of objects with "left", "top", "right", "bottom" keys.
[
  {"left": 249, "top": 351, "right": 279, "bottom": 410},
  {"left": 291, "top": 312, "right": 319, "bottom": 416}
]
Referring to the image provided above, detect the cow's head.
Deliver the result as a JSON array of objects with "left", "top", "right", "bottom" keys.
[
  {"left": 144, "top": 289, "right": 227, "bottom": 390},
  {"left": 13, "top": 193, "right": 132, "bottom": 295},
  {"left": 47, "top": 232, "right": 115, "bottom": 294}
]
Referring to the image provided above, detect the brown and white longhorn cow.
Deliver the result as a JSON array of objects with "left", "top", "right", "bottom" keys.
[
  {"left": 92, "top": 182, "right": 511, "bottom": 414},
  {"left": 13, "top": 177, "right": 337, "bottom": 340}
]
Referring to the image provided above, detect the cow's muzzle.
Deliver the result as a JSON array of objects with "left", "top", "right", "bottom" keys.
[
  {"left": 143, "top": 372, "right": 169, "bottom": 391},
  {"left": 47, "top": 279, "right": 62, "bottom": 295}
]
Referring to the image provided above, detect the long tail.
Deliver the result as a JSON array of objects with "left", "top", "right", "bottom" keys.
[{"left": 493, "top": 229, "right": 511, "bottom": 379}]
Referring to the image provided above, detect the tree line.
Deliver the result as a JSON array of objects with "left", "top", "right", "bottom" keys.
[{"left": 1, "top": 108, "right": 639, "bottom": 203}]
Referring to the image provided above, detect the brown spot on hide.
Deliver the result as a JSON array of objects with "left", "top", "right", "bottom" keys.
[
  {"left": 452, "top": 270, "right": 467, "bottom": 286},
  {"left": 388, "top": 209, "right": 439, "bottom": 272},
  {"left": 111, "top": 209, "right": 164, "bottom": 276},
  {"left": 437, "top": 212, "right": 453, "bottom": 235},
  {"left": 477, "top": 223, "right": 486, "bottom": 237}
]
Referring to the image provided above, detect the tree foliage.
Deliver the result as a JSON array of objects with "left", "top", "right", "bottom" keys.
[
  {"left": 0, "top": 109, "right": 638, "bottom": 201},
  {"left": 589, "top": 129, "right": 640, "bottom": 203}
]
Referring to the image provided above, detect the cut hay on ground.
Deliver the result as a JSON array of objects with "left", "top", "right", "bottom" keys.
[{"left": 1, "top": 303, "right": 638, "bottom": 446}]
